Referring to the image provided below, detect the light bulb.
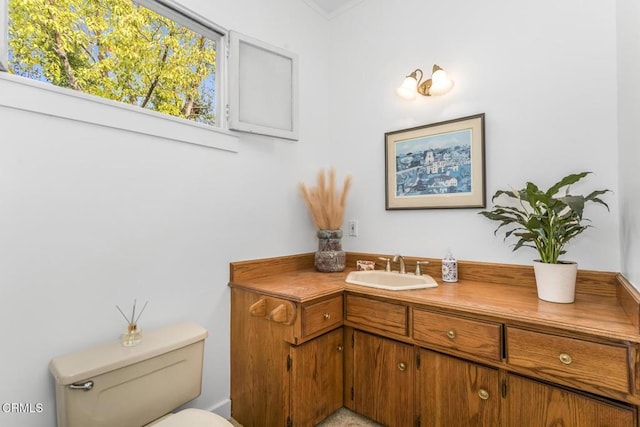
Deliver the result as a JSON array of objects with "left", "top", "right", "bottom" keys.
[
  {"left": 396, "top": 76, "right": 418, "bottom": 100},
  {"left": 428, "top": 69, "right": 454, "bottom": 96}
]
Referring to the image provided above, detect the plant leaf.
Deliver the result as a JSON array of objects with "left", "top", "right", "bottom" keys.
[
  {"left": 479, "top": 171, "right": 610, "bottom": 263},
  {"left": 546, "top": 172, "right": 590, "bottom": 197}
]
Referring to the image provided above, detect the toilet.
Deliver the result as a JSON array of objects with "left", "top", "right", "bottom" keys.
[{"left": 49, "top": 322, "right": 232, "bottom": 427}]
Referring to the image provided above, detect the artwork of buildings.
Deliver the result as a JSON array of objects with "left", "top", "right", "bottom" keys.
[{"left": 395, "top": 130, "right": 473, "bottom": 197}]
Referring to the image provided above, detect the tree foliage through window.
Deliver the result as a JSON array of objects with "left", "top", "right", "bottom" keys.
[{"left": 8, "top": 0, "right": 217, "bottom": 125}]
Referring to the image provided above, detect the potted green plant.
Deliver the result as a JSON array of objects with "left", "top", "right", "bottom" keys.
[{"left": 479, "top": 172, "right": 610, "bottom": 303}]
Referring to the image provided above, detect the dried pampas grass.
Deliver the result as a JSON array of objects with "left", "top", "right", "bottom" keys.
[{"left": 299, "top": 168, "right": 352, "bottom": 230}]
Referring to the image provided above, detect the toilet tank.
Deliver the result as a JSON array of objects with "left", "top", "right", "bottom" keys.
[{"left": 49, "top": 322, "right": 208, "bottom": 427}]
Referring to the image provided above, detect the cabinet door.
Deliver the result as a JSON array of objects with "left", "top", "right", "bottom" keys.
[
  {"left": 290, "top": 328, "right": 344, "bottom": 426},
  {"left": 417, "top": 349, "right": 500, "bottom": 427},
  {"left": 353, "top": 331, "right": 414, "bottom": 427},
  {"left": 504, "top": 374, "right": 636, "bottom": 427},
  {"left": 231, "top": 288, "right": 291, "bottom": 427}
]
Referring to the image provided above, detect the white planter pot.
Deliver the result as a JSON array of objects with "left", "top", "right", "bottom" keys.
[{"left": 532, "top": 260, "right": 578, "bottom": 303}]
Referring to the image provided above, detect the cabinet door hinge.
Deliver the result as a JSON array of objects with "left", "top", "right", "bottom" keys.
[
  {"left": 286, "top": 416, "right": 292, "bottom": 427},
  {"left": 416, "top": 351, "right": 421, "bottom": 369},
  {"left": 350, "top": 386, "right": 354, "bottom": 401},
  {"left": 351, "top": 331, "right": 355, "bottom": 347},
  {"left": 501, "top": 378, "right": 507, "bottom": 398},
  {"left": 415, "top": 415, "right": 421, "bottom": 427},
  {"left": 287, "top": 354, "right": 292, "bottom": 372}
]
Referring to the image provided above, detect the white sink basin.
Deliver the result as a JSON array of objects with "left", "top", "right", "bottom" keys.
[{"left": 345, "top": 270, "right": 438, "bottom": 290}]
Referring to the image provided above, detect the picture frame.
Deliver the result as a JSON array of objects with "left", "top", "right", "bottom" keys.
[{"left": 385, "top": 114, "right": 485, "bottom": 210}]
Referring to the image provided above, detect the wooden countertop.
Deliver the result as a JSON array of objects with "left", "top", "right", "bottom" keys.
[{"left": 229, "top": 252, "right": 640, "bottom": 344}]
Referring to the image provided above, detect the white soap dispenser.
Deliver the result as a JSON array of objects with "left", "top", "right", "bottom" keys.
[{"left": 442, "top": 250, "right": 458, "bottom": 283}]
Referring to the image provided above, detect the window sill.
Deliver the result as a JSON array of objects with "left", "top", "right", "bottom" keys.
[{"left": 0, "top": 73, "right": 238, "bottom": 152}]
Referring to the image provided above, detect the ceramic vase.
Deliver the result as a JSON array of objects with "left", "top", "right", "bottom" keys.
[
  {"left": 315, "top": 230, "right": 346, "bottom": 272},
  {"left": 533, "top": 260, "right": 578, "bottom": 303}
]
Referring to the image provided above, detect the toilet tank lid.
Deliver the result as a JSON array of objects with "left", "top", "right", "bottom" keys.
[{"left": 49, "top": 322, "right": 208, "bottom": 385}]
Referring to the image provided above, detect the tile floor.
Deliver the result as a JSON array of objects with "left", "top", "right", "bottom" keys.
[
  {"left": 230, "top": 407, "right": 381, "bottom": 426},
  {"left": 316, "top": 408, "right": 382, "bottom": 426}
]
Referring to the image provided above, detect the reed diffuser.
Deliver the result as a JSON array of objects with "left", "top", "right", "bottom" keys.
[
  {"left": 299, "top": 168, "right": 352, "bottom": 272},
  {"left": 117, "top": 300, "right": 148, "bottom": 347}
]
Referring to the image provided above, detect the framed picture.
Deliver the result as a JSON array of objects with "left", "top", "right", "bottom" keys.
[{"left": 385, "top": 114, "right": 485, "bottom": 210}]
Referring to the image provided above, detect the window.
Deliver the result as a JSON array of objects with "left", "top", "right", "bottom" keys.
[
  {"left": 4, "top": 0, "right": 221, "bottom": 126},
  {"left": 228, "top": 31, "right": 299, "bottom": 141},
  {"left": 0, "top": 0, "right": 298, "bottom": 146}
]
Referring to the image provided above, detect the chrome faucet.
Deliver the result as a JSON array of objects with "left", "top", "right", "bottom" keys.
[{"left": 392, "top": 254, "right": 406, "bottom": 274}]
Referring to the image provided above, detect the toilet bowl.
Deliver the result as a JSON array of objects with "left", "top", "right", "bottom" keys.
[{"left": 49, "top": 322, "right": 232, "bottom": 427}]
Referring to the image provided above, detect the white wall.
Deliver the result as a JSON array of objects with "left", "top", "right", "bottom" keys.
[
  {"left": 617, "top": 0, "right": 640, "bottom": 288},
  {"left": 0, "top": 0, "right": 330, "bottom": 425},
  {"left": 328, "top": 0, "right": 621, "bottom": 272},
  {"left": 0, "top": 1, "right": 637, "bottom": 426}
]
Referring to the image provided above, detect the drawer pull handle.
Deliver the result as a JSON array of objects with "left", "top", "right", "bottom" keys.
[
  {"left": 337, "top": 345, "right": 344, "bottom": 352},
  {"left": 398, "top": 362, "right": 407, "bottom": 371},
  {"left": 323, "top": 313, "right": 331, "bottom": 320},
  {"left": 478, "top": 389, "right": 489, "bottom": 400},
  {"left": 559, "top": 353, "right": 573, "bottom": 365},
  {"left": 446, "top": 330, "right": 456, "bottom": 339}
]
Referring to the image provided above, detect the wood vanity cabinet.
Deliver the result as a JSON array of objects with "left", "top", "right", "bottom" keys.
[
  {"left": 505, "top": 326, "right": 631, "bottom": 395},
  {"left": 289, "top": 328, "right": 344, "bottom": 425},
  {"left": 231, "top": 254, "right": 640, "bottom": 427},
  {"left": 413, "top": 308, "right": 502, "bottom": 362},
  {"left": 352, "top": 331, "right": 415, "bottom": 427},
  {"left": 346, "top": 297, "right": 501, "bottom": 427},
  {"left": 417, "top": 349, "right": 500, "bottom": 427},
  {"left": 344, "top": 293, "right": 638, "bottom": 427},
  {"left": 503, "top": 326, "right": 637, "bottom": 427},
  {"left": 413, "top": 308, "right": 502, "bottom": 426},
  {"left": 230, "top": 287, "right": 344, "bottom": 427},
  {"left": 503, "top": 374, "right": 636, "bottom": 427}
]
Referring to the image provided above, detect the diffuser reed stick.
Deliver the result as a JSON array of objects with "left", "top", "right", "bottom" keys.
[
  {"left": 117, "top": 300, "right": 148, "bottom": 347},
  {"left": 299, "top": 167, "right": 352, "bottom": 230},
  {"left": 116, "top": 299, "right": 148, "bottom": 326}
]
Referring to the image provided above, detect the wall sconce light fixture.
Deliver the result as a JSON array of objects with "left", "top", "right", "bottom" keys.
[{"left": 396, "top": 64, "right": 454, "bottom": 100}]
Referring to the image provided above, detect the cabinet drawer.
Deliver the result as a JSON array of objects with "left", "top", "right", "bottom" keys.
[
  {"left": 506, "top": 327, "right": 631, "bottom": 394},
  {"left": 302, "top": 295, "right": 343, "bottom": 337},
  {"left": 413, "top": 309, "right": 502, "bottom": 361},
  {"left": 346, "top": 295, "right": 408, "bottom": 336}
]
